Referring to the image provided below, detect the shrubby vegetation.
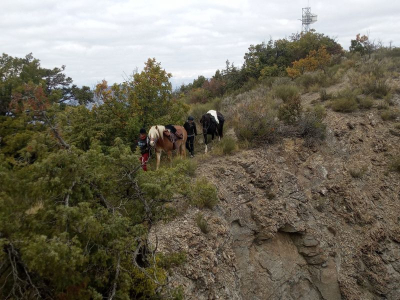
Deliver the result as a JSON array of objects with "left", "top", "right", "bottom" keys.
[
  {"left": 0, "top": 56, "right": 193, "bottom": 299},
  {"left": 2, "top": 29, "right": 400, "bottom": 298}
]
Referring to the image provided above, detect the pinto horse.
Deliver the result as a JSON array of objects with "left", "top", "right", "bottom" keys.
[
  {"left": 199, "top": 110, "right": 224, "bottom": 153},
  {"left": 148, "top": 125, "right": 187, "bottom": 170}
]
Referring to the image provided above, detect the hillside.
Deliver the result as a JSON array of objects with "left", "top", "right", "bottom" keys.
[
  {"left": 149, "top": 83, "right": 400, "bottom": 299},
  {"left": 1, "top": 35, "right": 400, "bottom": 299}
]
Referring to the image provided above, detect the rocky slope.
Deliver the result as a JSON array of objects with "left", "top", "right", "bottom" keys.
[{"left": 149, "top": 93, "right": 400, "bottom": 300}]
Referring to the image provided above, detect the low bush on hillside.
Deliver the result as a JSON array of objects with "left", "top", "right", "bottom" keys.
[
  {"left": 350, "top": 60, "right": 392, "bottom": 98},
  {"left": 380, "top": 108, "right": 400, "bottom": 121},
  {"left": 358, "top": 96, "right": 374, "bottom": 109},
  {"left": 195, "top": 213, "right": 209, "bottom": 234},
  {"left": 190, "top": 177, "right": 219, "bottom": 209},
  {"left": 299, "top": 105, "right": 327, "bottom": 145},
  {"left": 213, "top": 136, "right": 238, "bottom": 155},
  {"left": 330, "top": 88, "right": 360, "bottom": 112},
  {"left": 274, "top": 85, "right": 302, "bottom": 124},
  {"left": 232, "top": 97, "right": 279, "bottom": 143},
  {"left": 319, "top": 88, "right": 332, "bottom": 101}
]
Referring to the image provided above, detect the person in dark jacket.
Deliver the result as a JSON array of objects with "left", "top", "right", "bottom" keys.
[
  {"left": 137, "top": 128, "right": 150, "bottom": 171},
  {"left": 183, "top": 116, "right": 197, "bottom": 157}
]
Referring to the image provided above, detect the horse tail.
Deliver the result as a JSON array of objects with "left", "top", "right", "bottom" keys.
[{"left": 219, "top": 120, "right": 224, "bottom": 138}]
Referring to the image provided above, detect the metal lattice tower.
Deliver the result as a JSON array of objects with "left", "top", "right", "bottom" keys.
[{"left": 300, "top": 7, "right": 317, "bottom": 32}]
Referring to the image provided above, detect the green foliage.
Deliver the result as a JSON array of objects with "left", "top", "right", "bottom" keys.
[
  {"left": 190, "top": 178, "right": 218, "bottom": 209},
  {"left": 358, "top": 96, "right": 374, "bottom": 109},
  {"left": 232, "top": 97, "right": 279, "bottom": 143},
  {"left": 319, "top": 88, "right": 332, "bottom": 101},
  {"left": 331, "top": 97, "right": 358, "bottom": 112},
  {"left": 349, "top": 59, "right": 391, "bottom": 98},
  {"left": 178, "top": 31, "right": 342, "bottom": 98},
  {"left": 380, "top": 109, "right": 400, "bottom": 121},
  {"left": 273, "top": 84, "right": 300, "bottom": 102},
  {"left": 274, "top": 85, "right": 302, "bottom": 124},
  {"left": 299, "top": 105, "right": 327, "bottom": 144},
  {"left": 330, "top": 88, "right": 360, "bottom": 112},
  {"left": 0, "top": 56, "right": 193, "bottom": 299},
  {"left": 195, "top": 213, "right": 209, "bottom": 234},
  {"left": 214, "top": 136, "right": 237, "bottom": 155},
  {"left": 157, "top": 252, "right": 187, "bottom": 270},
  {"left": 0, "top": 53, "right": 92, "bottom": 115}
]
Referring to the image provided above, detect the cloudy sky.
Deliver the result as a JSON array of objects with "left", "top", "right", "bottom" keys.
[{"left": 1, "top": 0, "right": 399, "bottom": 88}]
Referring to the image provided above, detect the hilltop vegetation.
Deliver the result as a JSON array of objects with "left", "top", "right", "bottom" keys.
[{"left": 1, "top": 30, "right": 400, "bottom": 299}]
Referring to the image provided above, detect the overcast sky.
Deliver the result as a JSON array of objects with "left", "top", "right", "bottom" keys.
[{"left": 1, "top": 0, "right": 399, "bottom": 88}]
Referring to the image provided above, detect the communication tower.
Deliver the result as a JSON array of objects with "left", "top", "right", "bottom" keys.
[{"left": 300, "top": 7, "right": 317, "bottom": 32}]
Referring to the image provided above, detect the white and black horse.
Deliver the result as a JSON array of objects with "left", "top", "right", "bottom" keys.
[{"left": 199, "top": 110, "right": 224, "bottom": 153}]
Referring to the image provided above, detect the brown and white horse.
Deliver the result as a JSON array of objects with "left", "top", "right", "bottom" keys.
[{"left": 148, "top": 125, "right": 187, "bottom": 170}]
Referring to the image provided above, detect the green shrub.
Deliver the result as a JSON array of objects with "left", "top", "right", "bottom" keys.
[
  {"left": 331, "top": 97, "right": 358, "bottom": 112},
  {"left": 380, "top": 109, "right": 400, "bottom": 121},
  {"left": 157, "top": 252, "right": 187, "bottom": 270},
  {"left": 319, "top": 88, "right": 332, "bottom": 101},
  {"left": 299, "top": 105, "right": 327, "bottom": 144},
  {"left": 232, "top": 97, "right": 279, "bottom": 143},
  {"left": 172, "top": 158, "right": 197, "bottom": 177},
  {"left": 278, "top": 97, "right": 302, "bottom": 124},
  {"left": 195, "top": 213, "right": 209, "bottom": 234},
  {"left": 331, "top": 88, "right": 360, "bottom": 112},
  {"left": 274, "top": 85, "right": 302, "bottom": 124},
  {"left": 358, "top": 96, "right": 374, "bottom": 109},
  {"left": 273, "top": 85, "right": 300, "bottom": 102},
  {"left": 214, "top": 136, "right": 237, "bottom": 155},
  {"left": 191, "top": 177, "right": 218, "bottom": 209}
]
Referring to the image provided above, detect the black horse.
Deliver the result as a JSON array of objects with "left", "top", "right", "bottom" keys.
[{"left": 199, "top": 110, "right": 224, "bottom": 153}]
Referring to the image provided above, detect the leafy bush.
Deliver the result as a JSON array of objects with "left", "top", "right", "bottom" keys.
[
  {"left": 319, "top": 88, "right": 332, "bottom": 101},
  {"left": 195, "top": 213, "right": 209, "bottom": 234},
  {"left": 350, "top": 60, "right": 392, "bottom": 98},
  {"left": 358, "top": 96, "right": 374, "bottom": 109},
  {"left": 172, "top": 158, "right": 197, "bottom": 177},
  {"left": 273, "top": 84, "right": 300, "bottom": 102},
  {"left": 274, "top": 85, "right": 302, "bottom": 124},
  {"left": 380, "top": 109, "right": 400, "bottom": 121},
  {"left": 331, "top": 97, "right": 358, "bottom": 112},
  {"left": 330, "top": 88, "right": 360, "bottom": 112},
  {"left": 190, "top": 177, "right": 218, "bottom": 209},
  {"left": 232, "top": 97, "right": 279, "bottom": 143},
  {"left": 214, "top": 136, "right": 237, "bottom": 155},
  {"left": 157, "top": 252, "right": 187, "bottom": 270},
  {"left": 299, "top": 105, "right": 327, "bottom": 145}
]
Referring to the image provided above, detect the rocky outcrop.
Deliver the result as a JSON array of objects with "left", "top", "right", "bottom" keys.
[{"left": 149, "top": 101, "right": 400, "bottom": 299}]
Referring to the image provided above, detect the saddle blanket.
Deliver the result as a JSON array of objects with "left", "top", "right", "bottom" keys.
[{"left": 207, "top": 110, "right": 219, "bottom": 124}]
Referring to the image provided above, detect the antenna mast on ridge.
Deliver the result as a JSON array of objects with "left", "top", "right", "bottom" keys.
[{"left": 300, "top": 6, "right": 317, "bottom": 32}]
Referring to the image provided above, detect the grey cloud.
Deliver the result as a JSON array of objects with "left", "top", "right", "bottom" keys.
[{"left": 1, "top": 0, "right": 399, "bottom": 87}]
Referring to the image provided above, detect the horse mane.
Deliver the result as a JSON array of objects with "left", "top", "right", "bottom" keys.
[{"left": 148, "top": 125, "right": 165, "bottom": 140}]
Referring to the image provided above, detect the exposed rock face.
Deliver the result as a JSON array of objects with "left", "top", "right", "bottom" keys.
[{"left": 149, "top": 104, "right": 400, "bottom": 299}]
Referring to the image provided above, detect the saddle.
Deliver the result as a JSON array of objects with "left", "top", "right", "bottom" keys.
[{"left": 163, "top": 126, "right": 184, "bottom": 149}]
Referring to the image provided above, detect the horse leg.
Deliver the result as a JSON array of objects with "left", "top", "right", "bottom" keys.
[
  {"left": 181, "top": 142, "right": 186, "bottom": 158},
  {"left": 204, "top": 134, "right": 208, "bottom": 153},
  {"left": 168, "top": 150, "right": 172, "bottom": 165},
  {"left": 156, "top": 151, "right": 161, "bottom": 170}
]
